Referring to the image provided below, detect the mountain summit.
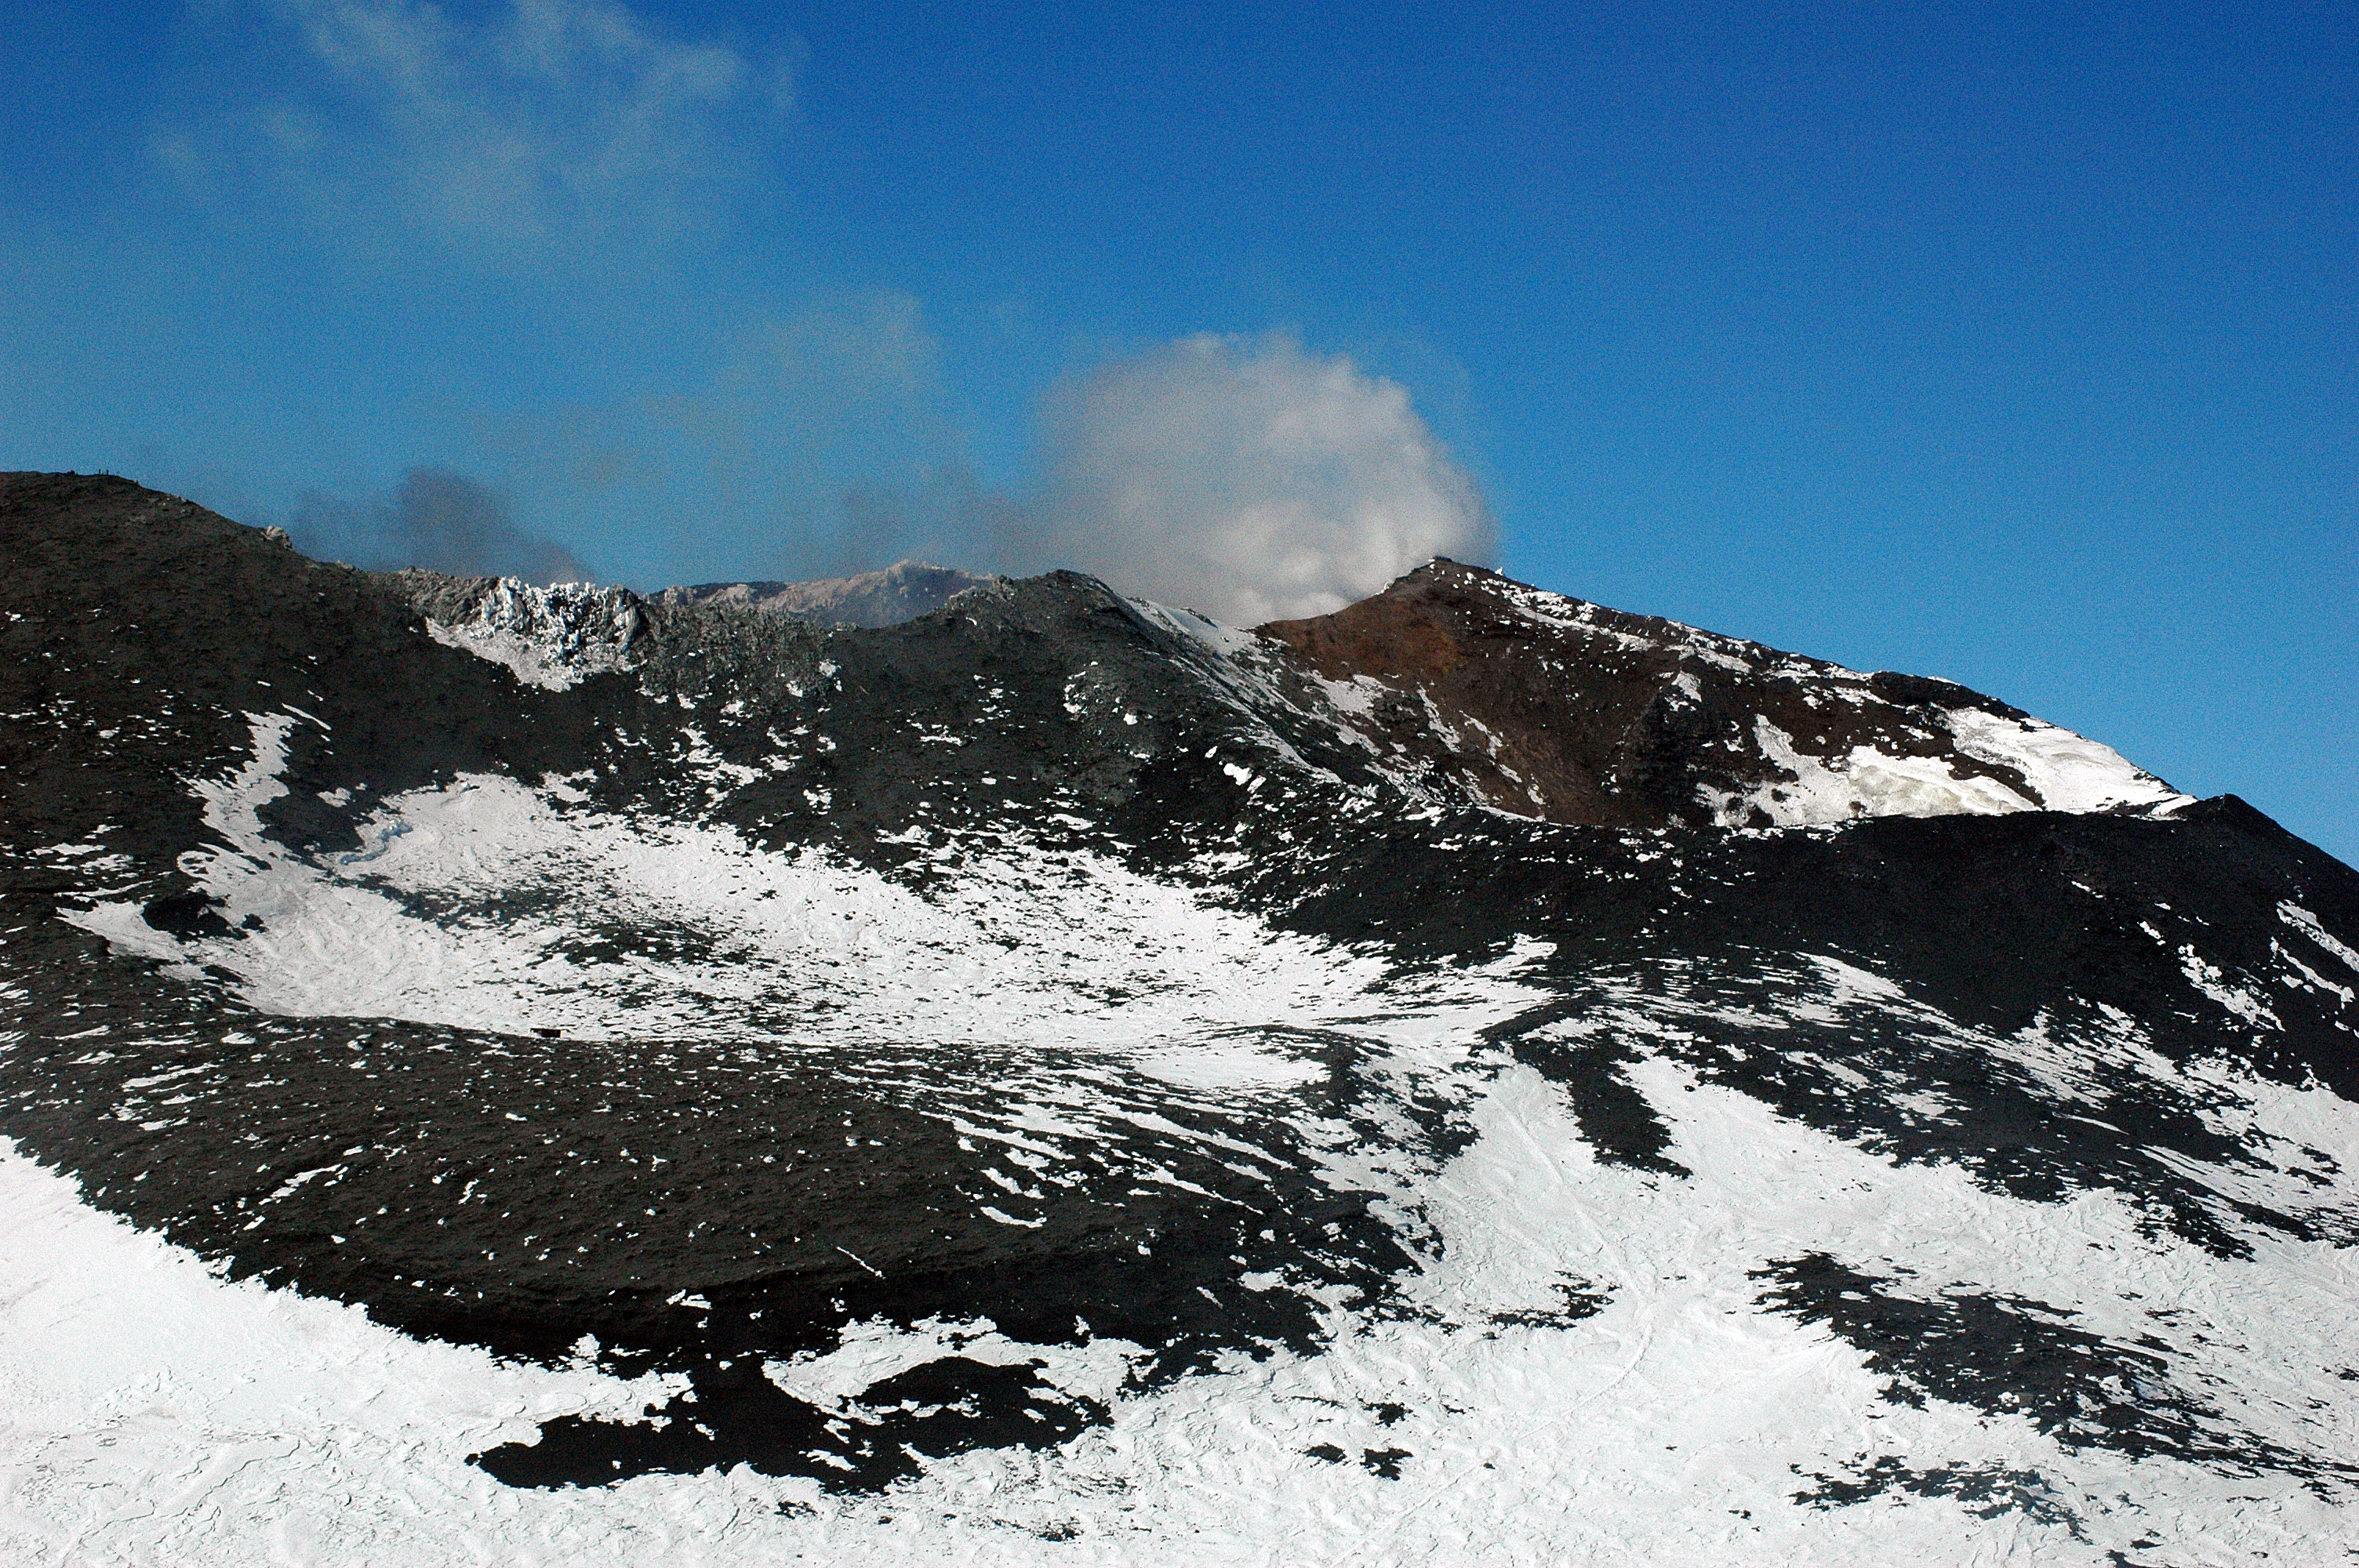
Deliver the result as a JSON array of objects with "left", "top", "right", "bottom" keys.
[
  {"left": 2, "top": 471, "right": 2355, "bottom": 1564},
  {"left": 1254, "top": 557, "right": 2186, "bottom": 827}
]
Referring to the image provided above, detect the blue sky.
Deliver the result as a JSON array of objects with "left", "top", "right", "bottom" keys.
[{"left": 2, "top": 1, "right": 2351, "bottom": 862}]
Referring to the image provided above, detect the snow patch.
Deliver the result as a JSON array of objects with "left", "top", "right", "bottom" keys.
[
  {"left": 1708, "top": 718, "right": 2037, "bottom": 826},
  {"left": 2283, "top": 902, "right": 2359, "bottom": 978},
  {"left": 1943, "top": 708, "right": 2191, "bottom": 815}
]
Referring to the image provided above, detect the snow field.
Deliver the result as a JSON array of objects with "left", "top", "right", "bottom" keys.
[{"left": 67, "top": 717, "right": 1407, "bottom": 1062}]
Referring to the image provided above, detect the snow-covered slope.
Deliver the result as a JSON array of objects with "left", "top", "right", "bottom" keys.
[{"left": 3, "top": 472, "right": 2357, "bottom": 1566}]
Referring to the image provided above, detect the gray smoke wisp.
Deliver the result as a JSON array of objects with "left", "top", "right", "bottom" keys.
[{"left": 289, "top": 467, "right": 594, "bottom": 584}]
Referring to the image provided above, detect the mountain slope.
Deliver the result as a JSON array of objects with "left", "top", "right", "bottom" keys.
[{"left": 2, "top": 471, "right": 2355, "bottom": 1565}]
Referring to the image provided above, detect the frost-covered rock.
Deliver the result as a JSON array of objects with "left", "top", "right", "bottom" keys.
[{"left": 400, "top": 572, "right": 646, "bottom": 691}]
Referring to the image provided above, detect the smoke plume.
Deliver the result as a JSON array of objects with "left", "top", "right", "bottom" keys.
[
  {"left": 1020, "top": 335, "right": 1495, "bottom": 625},
  {"left": 289, "top": 467, "right": 593, "bottom": 583}
]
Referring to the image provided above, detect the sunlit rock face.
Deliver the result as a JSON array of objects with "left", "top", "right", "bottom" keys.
[
  {"left": 1255, "top": 557, "right": 2189, "bottom": 828},
  {"left": 2, "top": 469, "right": 2355, "bottom": 1565}
]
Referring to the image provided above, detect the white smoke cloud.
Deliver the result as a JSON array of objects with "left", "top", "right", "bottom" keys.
[{"left": 1025, "top": 335, "right": 1495, "bottom": 626}]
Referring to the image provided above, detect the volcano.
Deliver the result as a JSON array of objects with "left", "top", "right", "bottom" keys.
[{"left": 2, "top": 470, "right": 2354, "bottom": 1565}]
